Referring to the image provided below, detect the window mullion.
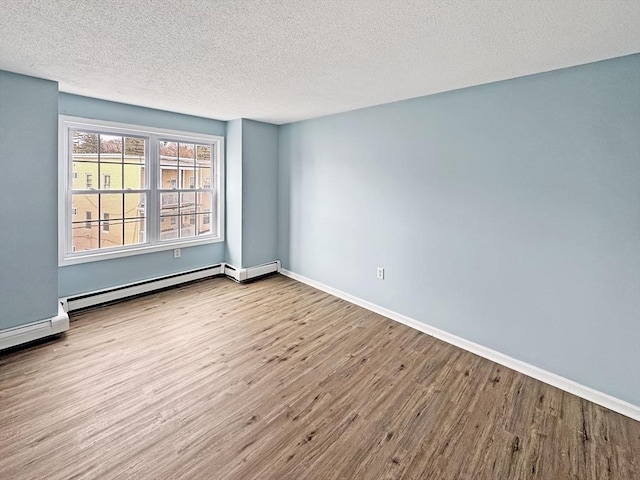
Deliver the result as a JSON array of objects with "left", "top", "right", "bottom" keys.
[
  {"left": 121, "top": 137, "right": 125, "bottom": 246},
  {"left": 97, "top": 133, "right": 101, "bottom": 249},
  {"left": 177, "top": 144, "right": 181, "bottom": 238},
  {"left": 149, "top": 135, "right": 159, "bottom": 245},
  {"left": 98, "top": 191, "right": 102, "bottom": 249}
]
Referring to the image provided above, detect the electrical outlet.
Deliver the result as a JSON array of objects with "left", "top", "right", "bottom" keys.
[
  {"left": 376, "top": 267, "right": 384, "bottom": 280},
  {"left": 173, "top": 248, "right": 181, "bottom": 258}
]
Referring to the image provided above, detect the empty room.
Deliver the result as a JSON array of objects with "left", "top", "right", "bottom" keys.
[{"left": 1, "top": 1, "right": 639, "bottom": 479}]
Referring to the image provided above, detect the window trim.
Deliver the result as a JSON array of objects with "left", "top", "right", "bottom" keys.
[{"left": 58, "top": 115, "right": 225, "bottom": 266}]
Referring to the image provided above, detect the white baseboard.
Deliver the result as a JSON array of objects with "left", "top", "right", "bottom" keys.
[
  {"left": 0, "top": 303, "right": 69, "bottom": 351},
  {"left": 224, "top": 260, "right": 281, "bottom": 282},
  {"left": 280, "top": 269, "right": 640, "bottom": 422},
  {"left": 3, "top": 261, "right": 281, "bottom": 352},
  {"left": 62, "top": 264, "right": 225, "bottom": 312},
  {"left": 62, "top": 261, "right": 281, "bottom": 313}
]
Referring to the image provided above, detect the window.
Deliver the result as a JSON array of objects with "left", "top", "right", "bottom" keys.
[{"left": 59, "top": 116, "right": 224, "bottom": 265}]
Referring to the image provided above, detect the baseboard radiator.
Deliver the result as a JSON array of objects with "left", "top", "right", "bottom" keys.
[
  {"left": 224, "top": 260, "right": 281, "bottom": 282},
  {"left": 0, "top": 303, "right": 69, "bottom": 351},
  {"left": 1, "top": 260, "right": 280, "bottom": 352},
  {"left": 62, "top": 260, "right": 281, "bottom": 313}
]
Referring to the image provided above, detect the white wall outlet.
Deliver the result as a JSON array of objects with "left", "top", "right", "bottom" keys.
[
  {"left": 173, "top": 248, "right": 181, "bottom": 258},
  {"left": 376, "top": 267, "right": 384, "bottom": 280}
]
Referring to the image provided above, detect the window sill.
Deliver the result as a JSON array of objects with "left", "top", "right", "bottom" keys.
[{"left": 59, "top": 236, "right": 224, "bottom": 266}]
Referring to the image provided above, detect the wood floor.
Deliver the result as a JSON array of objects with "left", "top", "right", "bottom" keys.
[{"left": 1, "top": 275, "right": 638, "bottom": 479}]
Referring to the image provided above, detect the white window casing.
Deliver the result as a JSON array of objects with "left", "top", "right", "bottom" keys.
[{"left": 58, "top": 116, "right": 225, "bottom": 266}]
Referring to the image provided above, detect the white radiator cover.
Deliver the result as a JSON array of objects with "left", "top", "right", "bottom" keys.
[
  {"left": 62, "top": 261, "right": 280, "bottom": 312},
  {"left": 62, "top": 264, "right": 225, "bottom": 312},
  {"left": 224, "top": 260, "right": 281, "bottom": 282},
  {"left": 1, "top": 260, "right": 280, "bottom": 351},
  {"left": 0, "top": 303, "right": 69, "bottom": 351}
]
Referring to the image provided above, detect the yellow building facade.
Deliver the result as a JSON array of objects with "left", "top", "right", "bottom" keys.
[{"left": 71, "top": 134, "right": 213, "bottom": 253}]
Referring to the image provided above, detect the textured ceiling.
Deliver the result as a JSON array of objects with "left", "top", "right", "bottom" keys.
[{"left": 1, "top": 0, "right": 639, "bottom": 124}]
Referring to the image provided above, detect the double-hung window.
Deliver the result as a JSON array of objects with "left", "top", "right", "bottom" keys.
[{"left": 59, "top": 116, "right": 224, "bottom": 265}]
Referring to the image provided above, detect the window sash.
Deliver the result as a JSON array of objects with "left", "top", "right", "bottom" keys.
[{"left": 59, "top": 116, "right": 224, "bottom": 266}]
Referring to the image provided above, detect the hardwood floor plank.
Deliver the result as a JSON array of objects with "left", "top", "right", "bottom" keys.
[{"left": 1, "top": 274, "right": 638, "bottom": 479}]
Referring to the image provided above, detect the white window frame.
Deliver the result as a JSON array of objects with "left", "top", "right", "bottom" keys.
[{"left": 59, "top": 116, "right": 225, "bottom": 266}]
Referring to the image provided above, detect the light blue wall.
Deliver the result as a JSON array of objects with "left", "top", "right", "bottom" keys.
[
  {"left": 0, "top": 71, "right": 59, "bottom": 329},
  {"left": 278, "top": 55, "right": 640, "bottom": 406},
  {"left": 225, "top": 119, "right": 243, "bottom": 267},
  {"left": 224, "top": 119, "right": 279, "bottom": 269},
  {"left": 241, "top": 119, "right": 279, "bottom": 268},
  {"left": 59, "top": 94, "right": 226, "bottom": 136},
  {"left": 58, "top": 94, "right": 226, "bottom": 297}
]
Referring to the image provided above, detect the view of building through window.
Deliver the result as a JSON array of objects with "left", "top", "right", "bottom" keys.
[
  {"left": 59, "top": 116, "right": 224, "bottom": 264},
  {"left": 71, "top": 134, "right": 216, "bottom": 253},
  {"left": 158, "top": 141, "right": 213, "bottom": 241},
  {"left": 71, "top": 132, "right": 147, "bottom": 252}
]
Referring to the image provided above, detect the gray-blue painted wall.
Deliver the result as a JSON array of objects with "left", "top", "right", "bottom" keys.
[
  {"left": 58, "top": 94, "right": 227, "bottom": 297},
  {"left": 241, "top": 119, "right": 279, "bottom": 268},
  {"left": 0, "top": 71, "right": 59, "bottom": 329},
  {"left": 278, "top": 54, "right": 640, "bottom": 406},
  {"left": 225, "top": 119, "right": 243, "bottom": 267},
  {"left": 224, "top": 119, "right": 279, "bottom": 269}
]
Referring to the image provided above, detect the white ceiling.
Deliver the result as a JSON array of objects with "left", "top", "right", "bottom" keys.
[{"left": 1, "top": 0, "right": 639, "bottom": 124}]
